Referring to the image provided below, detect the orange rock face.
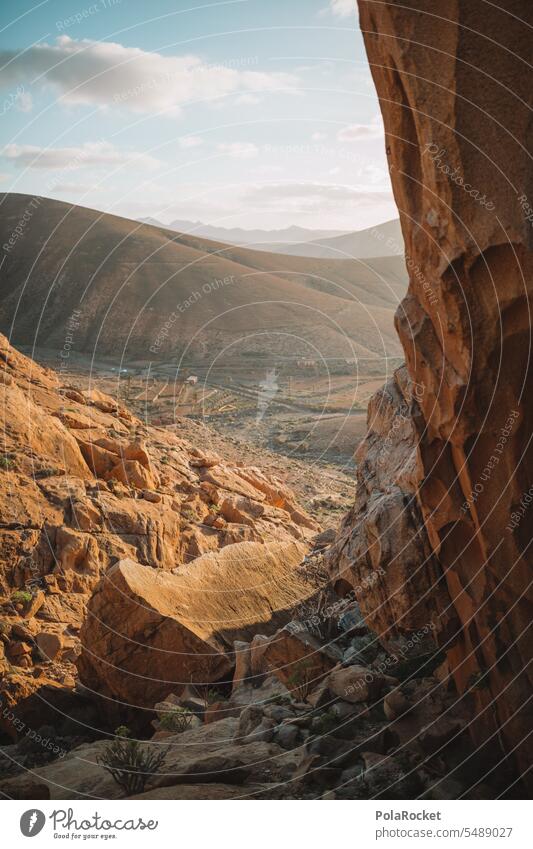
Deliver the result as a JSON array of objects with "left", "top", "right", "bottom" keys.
[
  {"left": 0, "top": 332, "right": 320, "bottom": 724},
  {"left": 330, "top": 0, "right": 533, "bottom": 786},
  {"left": 77, "top": 542, "right": 312, "bottom": 722}
]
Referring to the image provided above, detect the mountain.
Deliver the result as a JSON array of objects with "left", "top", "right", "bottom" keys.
[
  {"left": 0, "top": 194, "right": 407, "bottom": 365},
  {"left": 139, "top": 218, "right": 348, "bottom": 246},
  {"left": 261, "top": 218, "right": 404, "bottom": 259}
]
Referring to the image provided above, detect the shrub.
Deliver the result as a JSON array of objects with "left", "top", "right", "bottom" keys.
[
  {"left": 11, "top": 589, "right": 33, "bottom": 605},
  {"left": 97, "top": 734, "right": 170, "bottom": 796},
  {"left": 287, "top": 660, "right": 315, "bottom": 702},
  {"left": 157, "top": 706, "right": 194, "bottom": 733},
  {"left": 0, "top": 456, "right": 13, "bottom": 471}
]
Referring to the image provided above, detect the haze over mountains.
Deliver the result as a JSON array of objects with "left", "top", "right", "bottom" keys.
[
  {"left": 140, "top": 219, "right": 348, "bottom": 247},
  {"left": 140, "top": 216, "right": 404, "bottom": 259},
  {"left": 0, "top": 194, "right": 407, "bottom": 366}
]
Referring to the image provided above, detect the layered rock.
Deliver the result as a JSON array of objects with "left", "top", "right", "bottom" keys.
[
  {"left": 76, "top": 542, "right": 315, "bottom": 719},
  {"left": 328, "top": 0, "right": 533, "bottom": 787},
  {"left": 0, "top": 332, "right": 320, "bottom": 734}
]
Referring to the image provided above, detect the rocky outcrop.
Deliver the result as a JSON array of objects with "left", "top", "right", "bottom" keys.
[
  {"left": 76, "top": 542, "right": 315, "bottom": 719},
  {"left": 0, "top": 332, "right": 320, "bottom": 734},
  {"left": 328, "top": 0, "right": 533, "bottom": 788}
]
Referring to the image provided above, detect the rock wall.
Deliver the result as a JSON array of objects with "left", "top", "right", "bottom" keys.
[{"left": 330, "top": 0, "right": 533, "bottom": 786}]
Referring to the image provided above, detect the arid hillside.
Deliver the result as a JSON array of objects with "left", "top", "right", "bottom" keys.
[{"left": 0, "top": 194, "right": 406, "bottom": 364}]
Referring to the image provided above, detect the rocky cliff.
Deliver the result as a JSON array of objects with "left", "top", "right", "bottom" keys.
[
  {"left": 329, "top": 0, "right": 533, "bottom": 789},
  {"left": 0, "top": 331, "right": 320, "bottom": 736}
]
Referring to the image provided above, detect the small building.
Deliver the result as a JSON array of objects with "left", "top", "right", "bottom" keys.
[{"left": 185, "top": 375, "right": 198, "bottom": 385}]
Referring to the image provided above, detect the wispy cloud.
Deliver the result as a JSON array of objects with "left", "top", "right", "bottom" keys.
[
  {"left": 326, "top": 0, "right": 355, "bottom": 19},
  {"left": 245, "top": 181, "right": 393, "bottom": 211},
  {"left": 0, "top": 36, "right": 298, "bottom": 114},
  {"left": 2, "top": 141, "right": 160, "bottom": 170},
  {"left": 337, "top": 119, "right": 384, "bottom": 142},
  {"left": 217, "top": 142, "right": 259, "bottom": 159}
]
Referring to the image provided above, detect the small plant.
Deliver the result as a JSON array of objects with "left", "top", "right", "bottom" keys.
[
  {"left": 11, "top": 589, "right": 33, "bottom": 605},
  {"left": 97, "top": 731, "right": 169, "bottom": 796},
  {"left": 157, "top": 705, "right": 194, "bottom": 732},
  {"left": 0, "top": 456, "right": 13, "bottom": 471},
  {"left": 208, "top": 503, "right": 220, "bottom": 513},
  {"left": 287, "top": 660, "right": 315, "bottom": 702},
  {"left": 35, "top": 467, "right": 58, "bottom": 479}
]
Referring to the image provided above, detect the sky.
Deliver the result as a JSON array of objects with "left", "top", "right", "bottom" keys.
[{"left": 0, "top": 0, "right": 397, "bottom": 231}]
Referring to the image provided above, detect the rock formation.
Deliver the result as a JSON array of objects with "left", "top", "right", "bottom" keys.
[
  {"left": 0, "top": 332, "right": 319, "bottom": 737},
  {"left": 329, "top": 0, "right": 533, "bottom": 789},
  {"left": 77, "top": 542, "right": 315, "bottom": 721}
]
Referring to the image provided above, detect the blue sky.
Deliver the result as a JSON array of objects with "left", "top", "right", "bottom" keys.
[{"left": 0, "top": 0, "right": 396, "bottom": 230}]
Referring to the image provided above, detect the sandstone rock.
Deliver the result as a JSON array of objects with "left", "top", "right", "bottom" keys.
[
  {"left": 105, "top": 458, "right": 157, "bottom": 490},
  {"left": 142, "top": 489, "right": 161, "bottom": 503},
  {"left": 262, "top": 625, "right": 338, "bottom": 694},
  {"left": 189, "top": 451, "right": 220, "bottom": 469},
  {"left": 22, "top": 590, "right": 45, "bottom": 619},
  {"left": 249, "top": 633, "right": 270, "bottom": 678},
  {"left": 331, "top": 0, "right": 533, "bottom": 788},
  {"left": 76, "top": 438, "right": 118, "bottom": 478},
  {"left": 328, "top": 665, "right": 394, "bottom": 704},
  {"left": 77, "top": 541, "right": 311, "bottom": 720},
  {"left": 35, "top": 632, "right": 63, "bottom": 662}
]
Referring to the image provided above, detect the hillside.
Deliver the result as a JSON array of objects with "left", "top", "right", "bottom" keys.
[
  {"left": 261, "top": 218, "right": 404, "bottom": 259},
  {"left": 0, "top": 194, "right": 406, "bottom": 364}
]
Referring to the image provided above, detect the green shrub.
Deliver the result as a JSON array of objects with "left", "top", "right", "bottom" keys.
[
  {"left": 157, "top": 706, "right": 194, "bottom": 732},
  {"left": 97, "top": 736, "right": 170, "bottom": 796},
  {"left": 11, "top": 590, "right": 33, "bottom": 605}
]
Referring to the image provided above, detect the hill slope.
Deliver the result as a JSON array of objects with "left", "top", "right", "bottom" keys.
[
  {"left": 0, "top": 194, "right": 406, "bottom": 365},
  {"left": 261, "top": 218, "right": 404, "bottom": 259}
]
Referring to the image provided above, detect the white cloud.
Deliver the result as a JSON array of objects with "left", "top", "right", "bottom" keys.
[
  {"left": 245, "top": 181, "right": 393, "bottom": 211},
  {"left": 327, "top": 0, "right": 355, "bottom": 18},
  {"left": 0, "top": 36, "right": 298, "bottom": 114},
  {"left": 217, "top": 142, "right": 259, "bottom": 159},
  {"left": 178, "top": 136, "right": 204, "bottom": 149},
  {"left": 337, "top": 120, "right": 384, "bottom": 142},
  {"left": 2, "top": 141, "right": 159, "bottom": 170},
  {"left": 312, "top": 132, "right": 328, "bottom": 141}
]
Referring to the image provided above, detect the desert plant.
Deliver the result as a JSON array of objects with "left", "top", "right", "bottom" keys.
[
  {"left": 287, "top": 660, "right": 315, "bottom": 702},
  {"left": 11, "top": 589, "right": 33, "bottom": 605},
  {"left": 157, "top": 705, "right": 194, "bottom": 733},
  {"left": 0, "top": 456, "right": 13, "bottom": 471},
  {"left": 97, "top": 733, "right": 169, "bottom": 796}
]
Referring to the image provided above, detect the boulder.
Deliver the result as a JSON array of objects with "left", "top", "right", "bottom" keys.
[
  {"left": 105, "top": 458, "right": 158, "bottom": 490},
  {"left": 328, "top": 665, "right": 395, "bottom": 704},
  {"left": 77, "top": 540, "right": 311, "bottom": 718},
  {"left": 262, "top": 625, "right": 339, "bottom": 694},
  {"left": 35, "top": 632, "right": 63, "bottom": 662}
]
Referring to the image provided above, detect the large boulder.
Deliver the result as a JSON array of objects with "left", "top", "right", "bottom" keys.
[{"left": 77, "top": 540, "right": 312, "bottom": 718}]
